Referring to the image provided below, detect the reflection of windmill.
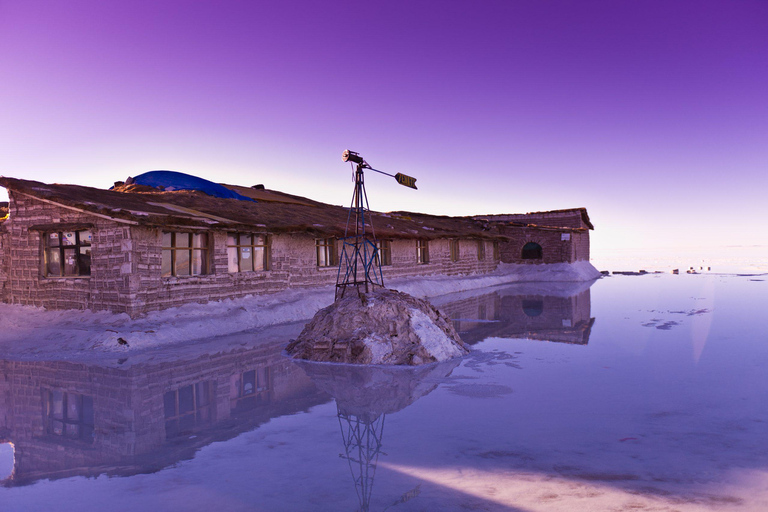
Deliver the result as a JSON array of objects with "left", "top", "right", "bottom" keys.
[
  {"left": 295, "top": 359, "right": 458, "bottom": 511},
  {"left": 337, "top": 408, "right": 386, "bottom": 512}
]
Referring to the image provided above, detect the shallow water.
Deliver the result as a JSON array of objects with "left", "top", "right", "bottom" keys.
[{"left": 1, "top": 273, "right": 766, "bottom": 511}]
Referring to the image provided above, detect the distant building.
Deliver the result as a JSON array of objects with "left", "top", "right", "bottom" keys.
[{"left": 0, "top": 174, "right": 593, "bottom": 316}]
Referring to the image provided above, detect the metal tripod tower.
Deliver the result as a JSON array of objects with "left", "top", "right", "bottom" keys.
[
  {"left": 335, "top": 150, "right": 418, "bottom": 301},
  {"left": 335, "top": 151, "right": 384, "bottom": 300}
]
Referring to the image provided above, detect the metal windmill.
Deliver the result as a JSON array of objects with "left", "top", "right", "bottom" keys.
[{"left": 335, "top": 150, "right": 417, "bottom": 301}]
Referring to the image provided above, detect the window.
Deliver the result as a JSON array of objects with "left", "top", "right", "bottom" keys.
[
  {"left": 449, "top": 240, "right": 460, "bottom": 263},
  {"left": 42, "top": 389, "right": 94, "bottom": 443},
  {"left": 375, "top": 239, "right": 392, "bottom": 266},
  {"left": 316, "top": 238, "right": 336, "bottom": 267},
  {"left": 416, "top": 240, "right": 429, "bottom": 264},
  {"left": 230, "top": 368, "right": 271, "bottom": 414},
  {"left": 45, "top": 230, "right": 92, "bottom": 277},
  {"left": 522, "top": 242, "right": 543, "bottom": 260},
  {"left": 163, "top": 381, "right": 214, "bottom": 438},
  {"left": 227, "top": 233, "right": 269, "bottom": 272},
  {"left": 162, "top": 232, "right": 208, "bottom": 277},
  {"left": 477, "top": 240, "right": 486, "bottom": 261},
  {"left": 493, "top": 241, "right": 501, "bottom": 261}
]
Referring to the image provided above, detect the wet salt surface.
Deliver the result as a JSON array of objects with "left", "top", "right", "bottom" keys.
[{"left": 1, "top": 273, "right": 767, "bottom": 511}]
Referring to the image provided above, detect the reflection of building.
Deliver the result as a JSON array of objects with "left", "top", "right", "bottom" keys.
[
  {"left": 0, "top": 342, "right": 328, "bottom": 487},
  {"left": 438, "top": 281, "right": 595, "bottom": 345}
]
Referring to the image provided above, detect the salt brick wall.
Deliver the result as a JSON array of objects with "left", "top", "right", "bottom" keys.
[
  {"left": 498, "top": 227, "right": 573, "bottom": 264},
  {"left": 1, "top": 193, "right": 586, "bottom": 315},
  {"left": 3, "top": 192, "right": 133, "bottom": 313},
  {"left": 0, "top": 224, "right": 8, "bottom": 303},
  {"left": 482, "top": 210, "right": 588, "bottom": 229},
  {"left": 0, "top": 342, "right": 324, "bottom": 485}
]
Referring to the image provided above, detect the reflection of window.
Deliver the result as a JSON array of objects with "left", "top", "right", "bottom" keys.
[
  {"left": 522, "top": 299, "right": 544, "bottom": 317},
  {"left": 42, "top": 389, "right": 94, "bottom": 443},
  {"left": 162, "top": 232, "right": 208, "bottom": 277},
  {"left": 45, "top": 230, "right": 92, "bottom": 277},
  {"left": 227, "top": 233, "right": 269, "bottom": 272},
  {"left": 522, "top": 242, "right": 543, "bottom": 260},
  {"left": 477, "top": 240, "right": 485, "bottom": 261},
  {"left": 230, "top": 368, "right": 271, "bottom": 414},
  {"left": 449, "top": 240, "right": 460, "bottom": 263},
  {"left": 375, "top": 240, "right": 392, "bottom": 266},
  {"left": 416, "top": 240, "right": 429, "bottom": 264},
  {"left": 163, "top": 382, "right": 214, "bottom": 438},
  {"left": 316, "top": 238, "right": 336, "bottom": 267}
]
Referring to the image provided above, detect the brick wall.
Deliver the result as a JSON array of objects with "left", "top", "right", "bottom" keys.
[
  {"left": 0, "top": 222, "right": 7, "bottom": 303},
  {"left": 498, "top": 226, "right": 574, "bottom": 264},
  {"left": 1, "top": 193, "right": 588, "bottom": 315},
  {"left": 480, "top": 210, "right": 589, "bottom": 229}
]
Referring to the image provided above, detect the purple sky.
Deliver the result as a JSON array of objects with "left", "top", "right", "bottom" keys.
[{"left": 1, "top": 0, "right": 766, "bottom": 256}]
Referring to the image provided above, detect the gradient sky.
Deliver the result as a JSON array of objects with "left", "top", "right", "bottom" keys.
[{"left": 1, "top": 0, "right": 766, "bottom": 257}]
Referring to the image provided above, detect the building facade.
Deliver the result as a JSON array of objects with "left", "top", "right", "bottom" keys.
[{"left": 0, "top": 177, "right": 593, "bottom": 316}]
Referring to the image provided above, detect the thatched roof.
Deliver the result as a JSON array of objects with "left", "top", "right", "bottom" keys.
[{"left": 0, "top": 177, "right": 588, "bottom": 239}]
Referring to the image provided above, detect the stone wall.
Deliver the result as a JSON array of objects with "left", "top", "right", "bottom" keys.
[
  {"left": 498, "top": 226, "right": 575, "bottom": 264},
  {"left": 479, "top": 209, "right": 589, "bottom": 229},
  {"left": 1, "top": 193, "right": 587, "bottom": 315},
  {"left": 2, "top": 192, "right": 134, "bottom": 313},
  {"left": 0, "top": 221, "right": 7, "bottom": 303}
]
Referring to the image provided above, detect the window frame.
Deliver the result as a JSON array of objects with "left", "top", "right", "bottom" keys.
[
  {"left": 449, "top": 239, "right": 460, "bottom": 263},
  {"left": 163, "top": 381, "right": 215, "bottom": 438},
  {"left": 416, "top": 239, "right": 430, "bottom": 264},
  {"left": 375, "top": 239, "right": 392, "bottom": 267},
  {"left": 477, "top": 240, "right": 486, "bottom": 261},
  {"left": 227, "top": 232, "right": 270, "bottom": 273},
  {"left": 316, "top": 238, "right": 336, "bottom": 267},
  {"left": 42, "top": 389, "right": 95, "bottom": 444},
  {"left": 44, "top": 229, "right": 92, "bottom": 277},
  {"left": 161, "top": 232, "right": 209, "bottom": 277}
]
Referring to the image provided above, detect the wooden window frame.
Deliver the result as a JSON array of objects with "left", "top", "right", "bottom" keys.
[
  {"left": 316, "top": 238, "right": 336, "bottom": 267},
  {"left": 42, "top": 389, "right": 95, "bottom": 444},
  {"left": 375, "top": 239, "right": 392, "bottom": 266},
  {"left": 161, "top": 232, "right": 209, "bottom": 277},
  {"left": 477, "top": 240, "right": 486, "bottom": 261},
  {"left": 416, "top": 240, "right": 429, "bottom": 264},
  {"left": 449, "top": 239, "right": 460, "bottom": 263},
  {"left": 493, "top": 241, "right": 501, "bottom": 262},
  {"left": 44, "top": 229, "right": 92, "bottom": 277},
  {"left": 163, "top": 381, "right": 215, "bottom": 438},
  {"left": 227, "top": 233, "right": 270, "bottom": 273}
]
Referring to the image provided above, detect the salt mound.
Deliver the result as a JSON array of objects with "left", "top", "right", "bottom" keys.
[{"left": 285, "top": 288, "right": 468, "bottom": 365}]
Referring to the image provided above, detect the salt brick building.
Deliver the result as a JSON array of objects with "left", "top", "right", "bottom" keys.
[{"left": 0, "top": 176, "right": 593, "bottom": 316}]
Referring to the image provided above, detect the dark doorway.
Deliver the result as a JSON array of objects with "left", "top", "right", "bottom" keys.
[{"left": 522, "top": 242, "right": 543, "bottom": 260}]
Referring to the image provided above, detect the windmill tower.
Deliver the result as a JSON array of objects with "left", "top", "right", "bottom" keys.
[{"left": 335, "top": 150, "right": 417, "bottom": 301}]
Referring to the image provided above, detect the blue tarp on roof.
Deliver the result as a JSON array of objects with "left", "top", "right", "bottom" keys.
[{"left": 125, "top": 171, "right": 256, "bottom": 202}]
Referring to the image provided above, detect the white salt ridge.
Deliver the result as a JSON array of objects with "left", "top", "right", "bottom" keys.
[
  {"left": 0, "top": 261, "right": 600, "bottom": 358},
  {"left": 408, "top": 308, "right": 466, "bottom": 361}
]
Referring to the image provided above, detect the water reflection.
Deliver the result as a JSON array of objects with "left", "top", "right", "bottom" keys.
[
  {"left": 0, "top": 280, "right": 595, "bottom": 494},
  {"left": 297, "top": 361, "right": 460, "bottom": 512},
  {"left": 0, "top": 341, "right": 328, "bottom": 487},
  {"left": 437, "top": 280, "right": 596, "bottom": 345}
]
